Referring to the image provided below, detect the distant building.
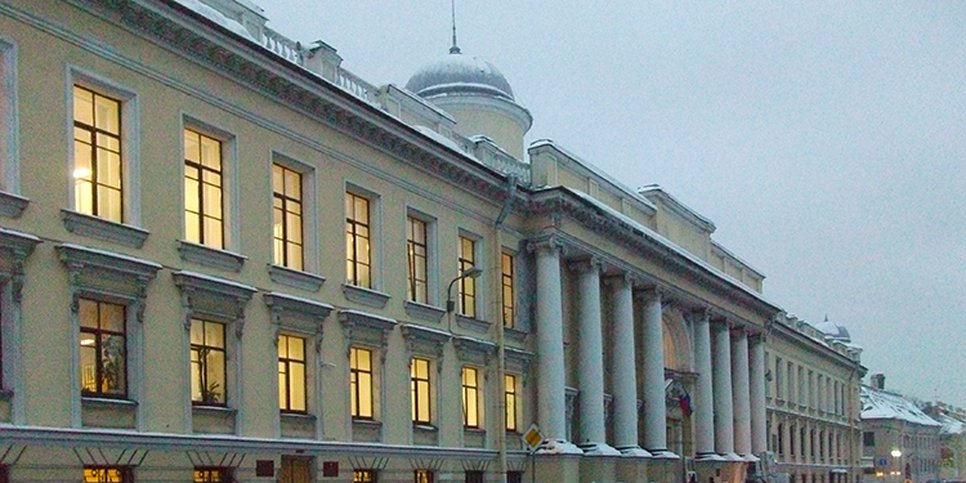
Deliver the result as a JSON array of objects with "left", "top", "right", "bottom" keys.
[
  {"left": 923, "top": 402, "right": 966, "bottom": 481},
  {"left": 860, "top": 376, "right": 942, "bottom": 482},
  {"left": 765, "top": 315, "right": 866, "bottom": 483}
]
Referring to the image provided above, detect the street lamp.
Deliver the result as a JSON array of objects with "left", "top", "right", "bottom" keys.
[
  {"left": 890, "top": 449, "right": 902, "bottom": 482},
  {"left": 446, "top": 267, "right": 483, "bottom": 313}
]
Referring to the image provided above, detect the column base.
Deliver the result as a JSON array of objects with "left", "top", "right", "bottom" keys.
[
  {"left": 739, "top": 453, "right": 760, "bottom": 462},
  {"left": 645, "top": 448, "right": 680, "bottom": 459},
  {"left": 616, "top": 445, "right": 652, "bottom": 458},
  {"left": 536, "top": 438, "right": 584, "bottom": 455},
  {"left": 694, "top": 451, "right": 726, "bottom": 462},
  {"left": 578, "top": 441, "right": 622, "bottom": 456},
  {"left": 718, "top": 452, "right": 743, "bottom": 461}
]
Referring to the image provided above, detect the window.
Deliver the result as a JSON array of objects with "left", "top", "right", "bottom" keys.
[
  {"left": 346, "top": 192, "right": 372, "bottom": 288},
  {"left": 863, "top": 431, "right": 875, "bottom": 447},
  {"left": 777, "top": 423, "right": 784, "bottom": 456},
  {"left": 350, "top": 347, "right": 373, "bottom": 419},
  {"left": 774, "top": 356, "right": 782, "bottom": 399},
  {"left": 194, "top": 467, "right": 232, "bottom": 482},
  {"left": 458, "top": 236, "right": 477, "bottom": 318},
  {"left": 410, "top": 357, "right": 431, "bottom": 424},
  {"left": 184, "top": 128, "right": 224, "bottom": 248},
  {"left": 278, "top": 334, "right": 306, "bottom": 412},
  {"left": 0, "top": 37, "right": 21, "bottom": 206},
  {"left": 505, "top": 374, "right": 518, "bottom": 432},
  {"left": 353, "top": 469, "right": 377, "bottom": 483},
  {"left": 190, "top": 319, "right": 226, "bottom": 405},
  {"left": 507, "top": 471, "right": 523, "bottom": 483},
  {"left": 462, "top": 366, "right": 480, "bottom": 428},
  {"left": 79, "top": 299, "right": 127, "bottom": 397},
  {"left": 465, "top": 471, "right": 484, "bottom": 483},
  {"left": 73, "top": 85, "right": 122, "bottom": 222},
  {"left": 273, "top": 163, "right": 303, "bottom": 270},
  {"left": 501, "top": 251, "right": 514, "bottom": 328},
  {"left": 414, "top": 469, "right": 434, "bottom": 483},
  {"left": 84, "top": 467, "right": 131, "bottom": 482},
  {"left": 407, "top": 216, "right": 428, "bottom": 304}
]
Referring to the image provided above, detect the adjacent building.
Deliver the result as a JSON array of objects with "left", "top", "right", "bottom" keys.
[
  {"left": 0, "top": 1, "right": 878, "bottom": 482},
  {"left": 923, "top": 402, "right": 966, "bottom": 482}
]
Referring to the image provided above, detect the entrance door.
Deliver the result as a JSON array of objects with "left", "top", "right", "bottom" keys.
[{"left": 280, "top": 456, "right": 313, "bottom": 483}]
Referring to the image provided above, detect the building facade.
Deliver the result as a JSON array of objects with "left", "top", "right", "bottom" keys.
[
  {"left": 923, "top": 403, "right": 966, "bottom": 482},
  {"left": 0, "top": 1, "right": 860, "bottom": 482},
  {"left": 860, "top": 377, "right": 942, "bottom": 483},
  {"left": 764, "top": 316, "right": 865, "bottom": 483}
]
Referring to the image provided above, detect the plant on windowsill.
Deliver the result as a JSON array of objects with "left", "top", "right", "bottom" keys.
[
  {"left": 101, "top": 335, "right": 125, "bottom": 397},
  {"left": 198, "top": 382, "right": 222, "bottom": 406}
]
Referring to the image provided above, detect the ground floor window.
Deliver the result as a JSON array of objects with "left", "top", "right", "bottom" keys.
[
  {"left": 507, "top": 471, "right": 523, "bottom": 483},
  {"left": 354, "top": 469, "right": 377, "bottom": 483},
  {"left": 194, "top": 467, "right": 232, "bottom": 482},
  {"left": 465, "top": 470, "right": 484, "bottom": 483},
  {"left": 84, "top": 466, "right": 132, "bottom": 482},
  {"left": 414, "top": 469, "right": 434, "bottom": 483}
]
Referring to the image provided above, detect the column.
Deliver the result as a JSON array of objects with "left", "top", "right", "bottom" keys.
[
  {"left": 573, "top": 259, "right": 618, "bottom": 455},
  {"left": 750, "top": 334, "right": 768, "bottom": 456},
  {"left": 731, "top": 328, "right": 753, "bottom": 460},
  {"left": 640, "top": 289, "right": 675, "bottom": 458},
  {"left": 691, "top": 309, "right": 720, "bottom": 460},
  {"left": 532, "top": 240, "right": 580, "bottom": 453},
  {"left": 712, "top": 320, "right": 739, "bottom": 459},
  {"left": 609, "top": 274, "right": 649, "bottom": 456}
]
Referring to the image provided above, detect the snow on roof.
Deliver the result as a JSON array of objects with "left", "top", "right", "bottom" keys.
[
  {"left": 935, "top": 413, "right": 965, "bottom": 435},
  {"left": 0, "top": 227, "right": 41, "bottom": 242},
  {"left": 566, "top": 188, "right": 778, "bottom": 309},
  {"left": 638, "top": 184, "right": 716, "bottom": 232},
  {"left": 58, "top": 243, "right": 163, "bottom": 269},
  {"left": 263, "top": 291, "right": 334, "bottom": 311},
  {"left": 413, "top": 125, "right": 471, "bottom": 157},
  {"left": 173, "top": 0, "right": 257, "bottom": 42},
  {"left": 861, "top": 386, "right": 941, "bottom": 427},
  {"left": 172, "top": 270, "right": 257, "bottom": 293}
]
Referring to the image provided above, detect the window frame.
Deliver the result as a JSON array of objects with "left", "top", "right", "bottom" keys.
[
  {"left": 353, "top": 469, "right": 377, "bottom": 483},
  {"left": 190, "top": 318, "right": 227, "bottom": 407},
  {"left": 83, "top": 466, "right": 133, "bottom": 483},
  {"left": 501, "top": 250, "right": 515, "bottom": 328},
  {"left": 0, "top": 37, "right": 21, "bottom": 201},
  {"left": 410, "top": 356, "right": 432, "bottom": 425},
  {"left": 414, "top": 469, "right": 435, "bottom": 483},
  {"left": 349, "top": 346, "right": 375, "bottom": 420},
  {"left": 464, "top": 470, "right": 484, "bottom": 483},
  {"left": 271, "top": 160, "right": 307, "bottom": 271},
  {"left": 457, "top": 234, "right": 479, "bottom": 318},
  {"left": 277, "top": 333, "right": 307, "bottom": 413},
  {"left": 504, "top": 373, "right": 518, "bottom": 432},
  {"left": 345, "top": 189, "right": 375, "bottom": 289},
  {"left": 180, "top": 116, "right": 238, "bottom": 251},
  {"left": 406, "top": 215, "right": 429, "bottom": 304},
  {"left": 67, "top": 67, "right": 141, "bottom": 226},
  {"left": 194, "top": 466, "right": 233, "bottom": 482},
  {"left": 78, "top": 298, "right": 129, "bottom": 399},
  {"left": 462, "top": 365, "right": 481, "bottom": 429}
]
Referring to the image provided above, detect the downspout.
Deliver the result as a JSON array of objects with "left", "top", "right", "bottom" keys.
[{"left": 494, "top": 175, "right": 518, "bottom": 483}]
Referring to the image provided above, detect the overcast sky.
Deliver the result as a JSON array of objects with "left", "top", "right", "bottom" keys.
[{"left": 259, "top": 2, "right": 966, "bottom": 405}]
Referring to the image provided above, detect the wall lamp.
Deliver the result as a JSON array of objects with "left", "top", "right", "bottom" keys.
[{"left": 446, "top": 267, "right": 483, "bottom": 313}]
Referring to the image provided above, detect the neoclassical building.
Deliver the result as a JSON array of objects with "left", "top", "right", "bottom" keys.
[
  {"left": 0, "top": 1, "right": 859, "bottom": 482},
  {"left": 764, "top": 315, "right": 865, "bottom": 483}
]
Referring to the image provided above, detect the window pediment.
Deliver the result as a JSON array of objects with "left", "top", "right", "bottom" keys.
[
  {"left": 453, "top": 336, "right": 496, "bottom": 366},
  {"left": 399, "top": 323, "right": 450, "bottom": 359},
  {"left": 339, "top": 309, "right": 396, "bottom": 349},
  {"left": 172, "top": 270, "right": 255, "bottom": 325},
  {"left": 504, "top": 346, "right": 534, "bottom": 376},
  {"left": 263, "top": 291, "right": 333, "bottom": 338},
  {"left": 56, "top": 244, "right": 160, "bottom": 316}
]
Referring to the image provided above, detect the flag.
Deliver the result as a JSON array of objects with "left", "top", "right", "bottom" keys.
[{"left": 679, "top": 391, "right": 693, "bottom": 417}]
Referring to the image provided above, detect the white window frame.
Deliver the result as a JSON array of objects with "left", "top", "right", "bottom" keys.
[
  {"left": 344, "top": 182, "right": 382, "bottom": 289},
  {"left": 405, "top": 207, "right": 439, "bottom": 306},
  {"left": 269, "top": 152, "right": 318, "bottom": 275},
  {"left": 66, "top": 66, "right": 141, "bottom": 226},
  {"left": 180, "top": 116, "right": 239, "bottom": 250},
  {"left": 0, "top": 37, "right": 21, "bottom": 204},
  {"left": 457, "top": 229, "right": 483, "bottom": 320}
]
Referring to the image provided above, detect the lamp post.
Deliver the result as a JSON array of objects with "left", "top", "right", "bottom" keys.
[{"left": 446, "top": 267, "right": 483, "bottom": 314}]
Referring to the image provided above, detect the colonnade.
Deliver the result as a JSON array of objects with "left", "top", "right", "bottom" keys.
[{"left": 531, "top": 239, "right": 768, "bottom": 461}]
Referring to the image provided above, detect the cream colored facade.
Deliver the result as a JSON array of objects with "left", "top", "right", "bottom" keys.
[
  {"left": 763, "top": 316, "right": 865, "bottom": 483},
  {"left": 0, "top": 1, "right": 859, "bottom": 482},
  {"left": 860, "top": 381, "right": 942, "bottom": 483}
]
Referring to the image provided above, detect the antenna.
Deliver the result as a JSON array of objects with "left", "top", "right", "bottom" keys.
[{"left": 449, "top": 0, "right": 461, "bottom": 54}]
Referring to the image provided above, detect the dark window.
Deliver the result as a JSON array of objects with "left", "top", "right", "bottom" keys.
[
  {"left": 465, "top": 471, "right": 484, "bottom": 483},
  {"left": 863, "top": 431, "right": 875, "bottom": 447},
  {"left": 507, "top": 471, "right": 523, "bottom": 483}
]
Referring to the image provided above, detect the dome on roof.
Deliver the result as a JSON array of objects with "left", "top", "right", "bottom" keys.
[
  {"left": 816, "top": 316, "right": 851, "bottom": 342},
  {"left": 406, "top": 48, "right": 516, "bottom": 101}
]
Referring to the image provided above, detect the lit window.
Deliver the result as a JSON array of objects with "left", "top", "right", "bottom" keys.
[
  {"left": 505, "top": 374, "right": 517, "bottom": 432},
  {"left": 353, "top": 469, "right": 377, "bottom": 482},
  {"left": 190, "top": 319, "right": 226, "bottom": 405},
  {"left": 278, "top": 334, "right": 306, "bottom": 412},
  {"left": 410, "top": 357, "right": 431, "bottom": 424},
  {"left": 349, "top": 347, "right": 373, "bottom": 419},
  {"left": 273, "top": 164, "right": 303, "bottom": 270},
  {"left": 84, "top": 467, "right": 130, "bottom": 482},
  {"left": 462, "top": 366, "right": 480, "bottom": 428},
  {"left": 458, "top": 236, "right": 476, "bottom": 318},
  {"left": 406, "top": 216, "right": 428, "bottom": 304},
  {"left": 184, "top": 128, "right": 223, "bottom": 248},
  {"left": 345, "top": 192, "right": 371, "bottom": 288},
  {"left": 194, "top": 467, "right": 232, "bottom": 482},
  {"left": 501, "top": 252, "right": 514, "bottom": 328},
  {"left": 73, "top": 85, "right": 122, "bottom": 222},
  {"left": 414, "top": 469, "right": 434, "bottom": 483},
  {"left": 78, "top": 299, "right": 127, "bottom": 397}
]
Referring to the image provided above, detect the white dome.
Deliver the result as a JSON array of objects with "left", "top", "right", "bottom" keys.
[
  {"left": 406, "top": 49, "right": 515, "bottom": 101},
  {"left": 816, "top": 316, "right": 851, "bottom": 342}
]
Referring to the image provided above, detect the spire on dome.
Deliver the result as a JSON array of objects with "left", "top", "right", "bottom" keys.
[{"left": 449, "top": 0, "right": 461, "bottom": 54}]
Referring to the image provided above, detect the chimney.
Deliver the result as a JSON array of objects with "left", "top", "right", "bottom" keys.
[{"left": 871, "top": 373, "right": 886, "bottom": 390}]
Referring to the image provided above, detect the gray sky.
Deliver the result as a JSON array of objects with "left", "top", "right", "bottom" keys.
[{"left": 259, "top": 2, "right": 966, "bottom": 405}]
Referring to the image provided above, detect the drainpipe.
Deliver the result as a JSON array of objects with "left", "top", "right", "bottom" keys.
[{"left": 494, "top": 175, "right": 518, "bottom": 483}]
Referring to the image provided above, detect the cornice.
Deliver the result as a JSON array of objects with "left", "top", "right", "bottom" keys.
[{"left": 770, "top": 322, "right": 861, "bottom": 370}]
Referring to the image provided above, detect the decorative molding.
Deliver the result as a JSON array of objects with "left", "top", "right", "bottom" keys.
[
  {"left": 172, "top": 271, "right": 255, "bottom": 334},
  {"left": 455, "top": 315, "right": 491, "bottom": 334},
  {"left": 525, "top": 235, "right": 563, "bottom": 256},
  {"left": 263, "top": 292, "right": 333, "bottom": 349},
  {"left": 504, "top": 327, "right": 529, "bottom": 344},
  {"left": 56, "top": 243, "right": 161, "bottom": 323},
  {"left": 567, "top": 256, "right": 601, "bottom": 274},
  {"left": 61, "top": 209, "right": 149, "bottom": 249},
  {"left": 452, "top": 336, "right": 496, "bottom": 366},
  {"left": 267, "top": 264, "right": 325, "bottom": 292},
  {"left": 399, "top": 324, "right": 450, "bottom": 361},
  {"left": 339, "top": 309, "right": 396, "bottom": 358},
  {"left": 504, "top": 347, "right": 534, "bottom": 382},
  {"left": 403, "top": 300, "right": 446, "bottom": 324},
  {"left": 0, "top": 191, "right": 27, "bottom": 218},
  {"left": 342, "top": 283, "right": 391, "bottom": 309},
  {"left": 177, "top": 241, "right": 246, "bottom": 273},
  {"left": 0, "top": 228, "right": 40, "bottom": 303}
]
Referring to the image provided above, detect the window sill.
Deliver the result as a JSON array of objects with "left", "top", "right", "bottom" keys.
[
  {"left": 192, "top": 404, "right": 235, "bottom": 414},
  {"left": 456, "top": 314, "right": 491, "bottom": 334},
  {"left": 342, "top": 283, "right": 390, "bottom": 309},
  {"left": 352, "top": 418, "right": 382, "bottom": 428},
  {"left": 281, "top": 411, "right": 317, "bottom": 422},
  {"left": 413, "top": 423, "right": 438, "bottom": 432},
  {"left": 0, "top": 190, "right": 28, "bottom": 218},
  {"left": 268, "top": 264, "right": 325, "bottom": 292},
  {"left": 82, "top": 396, "right": 138, "bottom": 407},
  {"left": 178, "top": 240, "right": 246, "bottom": 272},
  {"left": 61, "top": 209, "right": 149, "bottom": 248},
  {"left": 463, "top": 427, "right": 486, "bottom": 434},
  {"left": 404, "top": 300, "right": 445, "bottom": 324}
]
